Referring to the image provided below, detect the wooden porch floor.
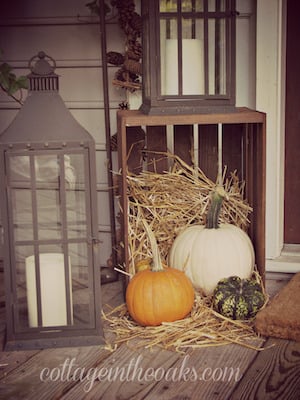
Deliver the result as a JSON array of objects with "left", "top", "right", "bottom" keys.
[{"left": 0, "top": 272, "right": 300, "bottom": 400}]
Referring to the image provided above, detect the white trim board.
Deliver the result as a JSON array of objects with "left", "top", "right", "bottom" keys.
[
  {"left": 256, "top": 0, "right": 287, "bottom": 271},
  {"left": 267, "top": 245, "right": 300, "bottom": 273}
]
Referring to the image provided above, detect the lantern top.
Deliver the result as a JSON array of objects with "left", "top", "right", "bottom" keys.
[
  {"left": 0, "top": 51, "right": 94, "bottom": 147},
  {"left": 29, "top": 51, "right": 56, "bottom": 75},
  {"left": 27, "top": 51, "right": 59, "bottom": 92}
]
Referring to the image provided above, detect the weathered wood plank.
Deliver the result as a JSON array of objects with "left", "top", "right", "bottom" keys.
[
  {"left": 174, "top": 125, "right": 193, "bottom": 166},
  {"left": 198, "top": 124, "right": 218, "bottom": 180},
  {"left": 146, "top": 126, "right": 168, "bottom": 173},
  {"left": 265, "top": 272, "right": 293, "bottom": 299},
  {"left": 230, "top": 338, "right": 300, "bottom": 400},
  {"left": 118, "top": 109, "right": 266, "bottom": 128},
  {"left": 60, "top": 342, "right": 181, "bottom": 400},
  {"left": 223, "top": 124, "right": 244, "bottom": 181},
  {"left": 101, "top": 280, "right": 124, "bottom": 312},
  {"left": 0, "top": 349, "right": 40, "bottom": 381},
  {"left": 141, "top": 343, "right": 264, "bottom": 400},
  {"left": 125, "top": 126, "right": 146, "bottom": 174},
  {"left": 0, "top": 345, "right": 113, "bottom": 400}
]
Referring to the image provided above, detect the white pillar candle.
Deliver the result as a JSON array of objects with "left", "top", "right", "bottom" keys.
[
  {"left": 162, "top": 39, "right": 204, "bottom": 95},
  {"left": 25, "top": 253, "right": 73, "bottom": 327}
]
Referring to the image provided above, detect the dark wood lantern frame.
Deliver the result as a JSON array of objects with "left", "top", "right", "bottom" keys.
[
  {"left": 0, "top": 52, "right": 104, "bottom": 350},
  {"left": 140, "top": 0, "right": 237, "bottom": 115}
]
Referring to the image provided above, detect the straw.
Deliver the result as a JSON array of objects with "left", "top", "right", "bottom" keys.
[
  {"left": 121, "top": 152, "right": 252, "bottom": 275},
  {"left": 102, "top": 285, "right": 265, "bottom": 353}
]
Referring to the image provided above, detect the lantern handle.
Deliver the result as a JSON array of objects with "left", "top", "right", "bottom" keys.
[{"left": 28, "top": 51, "right": 56, "bottom": 75}]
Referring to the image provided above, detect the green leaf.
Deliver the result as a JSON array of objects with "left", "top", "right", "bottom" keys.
[
  {"left": 0, "top": 62, "right": 13, "bottom": 74},
  {"left": 0, "top": 58, "right": 28, "bottom": 99},
  {"left": 16, "top": 76, "right": 28, "bottom": 89},
  {"left": 0, "top": 73, "right": 10, "bottom": 90},
  {"left": 7, "top": 81, "right": 19, "bottom": 95}
]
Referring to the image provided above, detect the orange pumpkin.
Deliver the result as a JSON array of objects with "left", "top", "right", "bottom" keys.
[{"left": 126, "top": 221, "right": 195, "bottom": 326}]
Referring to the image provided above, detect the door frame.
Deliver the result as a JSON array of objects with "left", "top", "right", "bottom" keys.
[{"left": 257, "top": 0, "right": 300, "bottom": 272}]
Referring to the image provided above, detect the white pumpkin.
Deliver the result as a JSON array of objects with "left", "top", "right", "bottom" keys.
[{"left": 169, "top": 186, "right": 255, "bottom": 296}]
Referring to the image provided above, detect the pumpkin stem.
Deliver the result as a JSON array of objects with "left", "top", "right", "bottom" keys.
[
  {"left": 142, "top": 219, "right": 164, "bottom": 272},
  {"left": 206, "top": 185, "right": 226, "bottom": 229}
]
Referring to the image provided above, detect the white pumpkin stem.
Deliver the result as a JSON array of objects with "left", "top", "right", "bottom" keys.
[
  {"left": 206, "top": 185, "right": 226, "bottom": 229},
  {"left": 142, "top": 219, "right": 164, "bottom": 272}
]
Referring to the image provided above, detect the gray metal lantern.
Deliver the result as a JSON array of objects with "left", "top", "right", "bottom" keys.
[
  {"left": 0, "top": 52, "right": 104, "bottom": 350},
  {"left": 140, "top": 0, "right": 237, "bottom": 114}
]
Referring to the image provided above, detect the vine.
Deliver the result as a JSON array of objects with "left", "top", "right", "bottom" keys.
[{"left": 0, "top": 50, "right": 28, "bottom": 104}]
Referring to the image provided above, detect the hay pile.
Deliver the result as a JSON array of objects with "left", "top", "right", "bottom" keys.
[
  {"left": 125, "top": 152, "right": 252, "bottom": 276},
  {"left": 105, "top": 153, "right": 264, "bottom": 353},
  {"left": 103, "top": 290, "right": 265, "bottom": 353}
]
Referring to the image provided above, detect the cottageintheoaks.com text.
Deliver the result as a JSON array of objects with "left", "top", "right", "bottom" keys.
[{"left": 40, "top": 355, "right": 242, "bottom": 393}]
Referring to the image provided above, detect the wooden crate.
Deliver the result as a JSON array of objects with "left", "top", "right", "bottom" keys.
[{"left": 117, "top": 108, "right": 266, "bottom": 283}]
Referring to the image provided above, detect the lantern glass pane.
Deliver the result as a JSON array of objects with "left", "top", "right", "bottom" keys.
[
  {"left": 160, "top": 18, "right": 178, "bottom": 95},
  {"left": 66, "top": 190, "right": 87, "bottom": 239},
  {"left": 25, "top": 245, "right": 73, "bottom": 328},
  {"left": 11, "top": 189, "right": 34, "bottom": 241},
  {"left": 15, "top": 245, "right": 34, "bottom": 329},
  {"left": 208, "top": 0, "right": 215, "bottom": 11},
  {"left": 36, "top": 187, "right": 61, "bottom": 240},
  {"left": 208, "top": 0, "right": 226, "bottom": 12},
  {"left": 208, "top": 17, "right": 226, "bottom": 95},
  {"left": 13, "top": 241, "right": 95, "bottom": 330},
  {"left": 68, "top": 242, "right": 94, "bottom": 327},
  {"left": 8, "top": 155, "right": 33, "bottom": 241},
  {"left": 182, "top": 18, "right": 204, "bottom": 95},
  {"left": 35, "top": 154, "right": 62, "bottom": 241},
  {"left": 9, "top": 155, "right": 31, "bottom": 184},
  {"left": 182, "top": 0, "right": 204, "bottom": 12},
  {"left": 160, "top": 11, "right": 205, "bottom": 96},
  {"left": 160, "top": 0, "right": 177, "bottom": 12},
  {"left": 66, "top": 153, "right": 87, "bottom": 239}
]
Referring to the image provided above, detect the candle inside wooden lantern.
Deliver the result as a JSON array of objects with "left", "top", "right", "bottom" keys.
[{"left": 25, "top": 253, "right": 73, "bottom": 327}]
